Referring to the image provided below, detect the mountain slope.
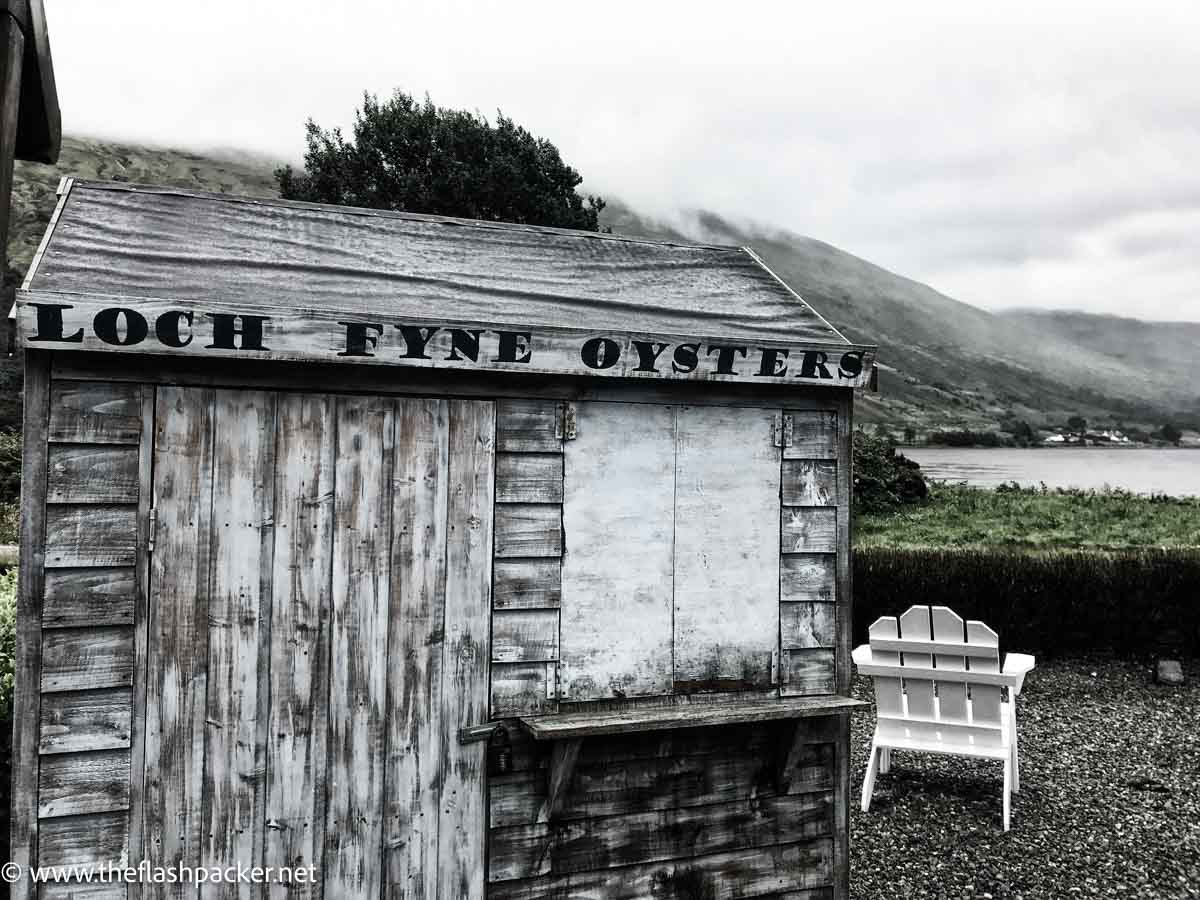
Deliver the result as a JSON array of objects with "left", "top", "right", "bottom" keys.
[
  {"left": 603, "top": 204, "right": 1196, "bottom": 429},
  {"left": 5, "top": 136, "right": 1192, "bottom": 434}
]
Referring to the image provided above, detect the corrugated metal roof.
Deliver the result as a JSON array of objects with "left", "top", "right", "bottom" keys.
[{"left": 25, "top": 181, "right": 853, "bottom": 346}]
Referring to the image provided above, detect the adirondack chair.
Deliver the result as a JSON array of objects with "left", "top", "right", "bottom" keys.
[{"left": 852, "top": 605, "right": 1036, "bottom": 831}]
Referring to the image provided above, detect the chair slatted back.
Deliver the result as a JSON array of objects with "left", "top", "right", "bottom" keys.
[{"left": 865, "top": 604, "right": 1004, "bottom": 735}]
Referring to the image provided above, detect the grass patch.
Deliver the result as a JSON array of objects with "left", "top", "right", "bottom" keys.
[{"left": 855, "top": 482, "right": 1200, "bottom": 549}]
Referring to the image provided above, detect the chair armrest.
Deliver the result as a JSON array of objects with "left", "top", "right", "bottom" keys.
[{"left": 1002, "top": 653, "right": 1036, "bottom": 695}]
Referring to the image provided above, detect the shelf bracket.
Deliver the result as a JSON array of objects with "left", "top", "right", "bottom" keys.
[{"left": 537, "top": 737, "right": 583, "bottom": 823}]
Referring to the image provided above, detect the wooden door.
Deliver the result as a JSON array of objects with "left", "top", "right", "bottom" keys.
[{"left": 143, "top": 387, "right": 494, "bottom": 899}]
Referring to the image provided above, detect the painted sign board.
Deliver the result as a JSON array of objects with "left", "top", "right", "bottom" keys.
[{"left": 18, "top": 290, "right": 877, "bottom": 388}]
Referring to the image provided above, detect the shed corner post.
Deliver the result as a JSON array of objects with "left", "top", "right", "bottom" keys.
[
  {"left": 836, "top": 386, "right": 855, "bottom": 900},
  {"left": 10, "top": 347, "right": 50, "bottom": 899}
]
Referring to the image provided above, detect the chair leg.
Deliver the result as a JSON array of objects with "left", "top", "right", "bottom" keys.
[
  {"left": 1002, "top": 756, "right": 1012, "bottom": 832},
  {"left": 1010, "top": 706, "right": 1020, "bottom": 794},
  {"left": 861, "top": 740, "right": 882, "bottom": 812},
  {"left": 880, "top": 747, "right": 891, "bottom": 774}
]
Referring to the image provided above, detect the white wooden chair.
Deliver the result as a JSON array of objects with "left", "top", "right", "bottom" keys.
[{"left": 852, "top": 605, "right": 1035, "bottom": 831}]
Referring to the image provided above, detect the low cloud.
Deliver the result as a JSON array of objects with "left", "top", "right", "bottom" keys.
[{"left": 49, "top": 0, "right": 1200, "bottom": 321}]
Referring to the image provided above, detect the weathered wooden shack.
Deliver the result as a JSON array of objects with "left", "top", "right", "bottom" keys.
[{"left": 12, "top": 179, "right": 876, "bottom": 899}]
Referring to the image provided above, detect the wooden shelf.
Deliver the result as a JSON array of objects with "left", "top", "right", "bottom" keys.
[{"left": 518, "top": 695, "right": 866, "bottom": 741}]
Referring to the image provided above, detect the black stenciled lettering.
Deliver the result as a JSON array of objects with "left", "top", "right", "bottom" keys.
[
  {"left": 94, "top": 308, "right": 149, "bottom": 347},
  {"left": 447, "top": 328, "right": 483, "bottom": 362},
  {"left": 672, "top": 342, "right": 699, "bottom": 374},
  {"left": 581, "top": 337, "right": 620, "bottom": 370},
  {"left": 756, "top": 347, "right": 789, "bottom": 377},
  {"left": 630, "top": 340, "right": 669, "bottom": 373},
  {"left": 338, "top": 321, "right": 383, "bottom": 357},
  {"left": 28, "top": 303, "right": 84, "bottom": 343},
  {"left": 798, "top": 350, "right": 833, "bottom": 379},
  {"left": 155, "top": 311, "right": 194, "bottom": 348},
  {"left": 494, "top": 330, "right": 532, "bottom": 364},
  {"left": 206, "top": 314, "right": 270, "bottom": 351},
  {"left": 838, "top": 350, "right": 865, "bottom": 379},
  {"left": 706, "top": 344, "right": 748, "bottom": 375},
  {"left": 395, "top": 325, "right": 440, "bottom": 359}
]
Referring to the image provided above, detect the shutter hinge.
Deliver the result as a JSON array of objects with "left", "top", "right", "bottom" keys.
[
  {"left": 546, "top": 661, "right": 560, "bottom": 699},
  {"left": 147, "top": 508, "right": 158, "bottom": 553},
  {"left": 770, "top": 649, "right": 780, "bottom": 685},
  {"left": 773, "top": 414, "right": 793, "bottom": 448},
  {"left": 555, "top": 402, "right": 577, "bottom": 441}
]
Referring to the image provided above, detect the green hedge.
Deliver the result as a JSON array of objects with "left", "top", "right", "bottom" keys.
[{"left": 853, "top": 547, "right": 1200, "bottom": 656}]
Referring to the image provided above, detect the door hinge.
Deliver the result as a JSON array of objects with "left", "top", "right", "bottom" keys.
[
  {"left": 773, "top": 414, "right": 793, "bottom": 448},
  {"left": 546, "top": 661, "right": 560, "bottom": 700},
  {"left": 147, "top": 508, "right": 158, "bottom": 552},
  {"left": 555, "top": 401, "right": 577, "bottom": 441},
  {"left": 770, "top": 649, "right": 780, "bottom": 685}
]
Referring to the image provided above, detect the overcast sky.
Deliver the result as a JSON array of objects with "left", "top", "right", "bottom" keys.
[{"left": 47, "top": 1, "right": 1200, "bottom": 321}]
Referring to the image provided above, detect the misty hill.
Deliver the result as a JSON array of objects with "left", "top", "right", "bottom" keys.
[
  {"left": 604, "top": 204, "right": 1197, "bottom": 431},
  {"left": 5, "top": 136, "right": 1193, "bottom": 434},
  {"left": 999, "top": 309, "right": 1200, "bottom": 414}
]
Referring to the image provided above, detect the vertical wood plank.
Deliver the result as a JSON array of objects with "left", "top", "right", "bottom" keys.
[
  {"left": 673, "top": 405, "right": 780, "bottom": 693},
  {"left": 437, "top": 400, "right": 495, "bottom": 898},
  {"left": 131, "top": 386, "right": 159, "bottom": 900},
  {"left": 898, "top": 606, "right": 935, "bottom": 720},
  {"left": 835, "top": 394, "right": 852, "bottom": 698},
  {"left": 11, "top": 351, "right": 49, "bottom": 900},
  {"left": 560, "top": 402, "right": 675, "bottom": 701},
  {"left": 264, "top": 393, "right": 335, "bottom": 899},
  {"left": 323, "top": 395, "right": 394, "bottom": 900},
  {"left": 930, "top": 607, "right": 969, "bottom": 724},
  {"left": 966, "top": 621, "right": 1003, "bottom": 727},
  {"left": 144, "top": 385, "right": 216, "bottom": 898},
  {"left": 385, "top": 398, "right": 450, "bottom": 900},
  {"left": 200, "top": 390, "right": 277, "bottom": 896},
  {"left": 866, "top": 617, "right": 903, "bottom": 718}
]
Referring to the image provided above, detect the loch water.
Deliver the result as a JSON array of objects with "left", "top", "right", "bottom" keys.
[{"left": 900, "top": 447, "right": 1200, "bottom": 497}]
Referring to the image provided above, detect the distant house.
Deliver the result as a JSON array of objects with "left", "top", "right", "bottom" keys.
[{"left": 1042, "top": 433, "right": 1067, "bottom": 444}]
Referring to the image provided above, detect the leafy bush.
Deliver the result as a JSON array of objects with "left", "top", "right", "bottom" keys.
[
  {"left": 852, "top": 429, "right": 927, "bottom": 514},
  {"left": 927, "top": 429, "right": 1014, "bottom": 447},
  {"left": 0, "top": 568, "right": 15, "bottom": 721},
  {"left": 0, "top": 430, "right": 21, "bottom": 505},
  {"left": 854, "top": 547, "right": 1200, "bottom": 656}
]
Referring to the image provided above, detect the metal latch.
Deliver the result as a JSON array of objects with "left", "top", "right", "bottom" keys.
[
  {"left": 773, "top": 414, "right": 793, "bottom": 448},
  {"left": 555, "top": 401, "right": 577, "bottom": 441}
]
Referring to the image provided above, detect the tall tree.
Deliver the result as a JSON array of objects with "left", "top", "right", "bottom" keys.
[{"left": 276, "top": 90, "right": 605, "bottom": 231}]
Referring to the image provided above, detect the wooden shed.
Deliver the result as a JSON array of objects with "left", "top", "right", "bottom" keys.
[{"left": 11, "top": 180, "right": 876, "bottom": 899}]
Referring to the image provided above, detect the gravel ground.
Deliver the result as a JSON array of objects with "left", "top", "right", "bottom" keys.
[{"left": 849, "top": 656, "right": 1200, "bottom": 900}]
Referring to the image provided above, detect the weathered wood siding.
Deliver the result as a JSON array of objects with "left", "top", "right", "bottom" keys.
[
  {"left": 18, "top": 374, "right": 853, "bottom": 899},
  {"left": 491, "top": 401, "right": 564, "bottom": 717},
  {"left": 780, "top": 411, "right": 841, "bottom": 697},
  {"left": 17, "top": 378, "right": 148, "bottom": 897},
  {"left": 22, "top": 382, "right": 496, "bottom": 897},
  {"left": 486, "top": 718, "right": 843, "bottom": 899}
]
